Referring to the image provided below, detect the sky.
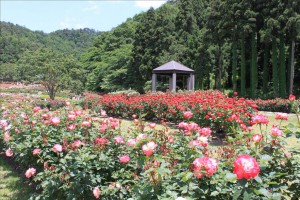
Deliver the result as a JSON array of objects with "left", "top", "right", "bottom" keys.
[{"left": 1, "top": 0, "right": 167, "bottom": 33}]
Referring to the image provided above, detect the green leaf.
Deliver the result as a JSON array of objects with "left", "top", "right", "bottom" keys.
[
  {"left": 182, "top": 172, "right": 193, "bottom": 182},
  {"left": 254, "top": 176, "right": 262, "bottom": 184},
  {"left": 243, "top": 190, "right": 251, "bottom": 200},
  {"left": 211, "top": 191, "right": 219, "bottom": 196},
  {"left": 258, "top": 188, "right": 271, "bottom": 197},
  {"left": 233, "top": 189, "right": 242, "bottom": 200},
  {"left": 225, "top": 172, "right": 237, "bottom": 182}
]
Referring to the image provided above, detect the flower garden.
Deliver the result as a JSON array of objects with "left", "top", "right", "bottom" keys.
[{"left": 1, "top": 87, "right": 300, "bottom": 199}]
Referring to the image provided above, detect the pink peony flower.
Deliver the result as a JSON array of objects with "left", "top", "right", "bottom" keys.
[
  {"left": 5, "top": 149, "right": 13, "bottom": 157},
  {"left": 52, "top": 144, "right": 63, "bottom": 152},
  {"left": 114, "top": 135, "right": 125, "bottom": 144},
  {"left": 67, "top": 124, "right": 77, "bottom": 130},
  {"left": 252, "top": 134, "right": 262, "bottom": 143},
  {"left": 33, "top": 106, "right": 41, "bottom": 113},
  {"left": 126, "top": 138, "right": 136, "bottom": 147},
  {"left": 119, "top": 155, "right": 130, "bottom": 163},
  {"left": 32, "top": 148, "right": 41, "bottom": 155},
  {"left": 93, "top": 186, "right": 100, "bottom": 199},
  {"left": 252, "top": 114, "right": 269, "bottom": 125},
  {"left": 148, "top": 123, "right": 156, "bottom": 129},
  {"left": 81, "top": 121, "right": 91, "bottom": 127},
  {"left": 25, "top": 168, "right": 36, "bottom": 178},
  {"left": 99, "top": 124, "right": 108, "bottom": 133},
  {"left": 51, "top": 117, "right": 60, "bottom": 126},
  {"left": 73, "top": 140, "right": 82, "bottom": 148},
  {"left": 74, "top": 110, "right": 83, "bottom": 116},
  {"left": 94, "top": 137, "right": 109, "bottom": 146},
  {"left": 4, "top": 131, "right": 10, "bottom": 142},
  {"left": 193, "top": 157, "right": 218, "bottom": 178},
  {"left": 101, "top": 110, "right": 107, "bottom": 116},
  {"left": 142, "top": 141, "right": 158, "bottom": 157},
  {"left": 197, "top": 136, "right": 209, "bottom": 147},
  {"left": 65, "top": 101, "right": 70, "bottom": 106},
  {"left": 132, "top": 114, "right": 137, "bottom": 119},
  {"left": 178, "top": 122, "right": 188, "bottom": 129},
  {"left": 233, "top": 154, "right": 260, "bottom": 179},
  {"left": 275, "top": 113, "right": 288, "bottom": 120},
  {"left": 68, "top": 114, "right": 76, "bottom": 121},
  {"left": 183, "top": 111, "right": 193, "bottom": 119},
  {"left": 199, "top": 127, "right": 212, "bottom": 137},
  {"left": 271, "top": 125, "right": 283, "bottom": 137}
]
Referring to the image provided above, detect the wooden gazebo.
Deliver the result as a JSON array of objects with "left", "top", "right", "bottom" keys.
[{"left": 152, "top": 60, "right": 195, "bottom": 92}]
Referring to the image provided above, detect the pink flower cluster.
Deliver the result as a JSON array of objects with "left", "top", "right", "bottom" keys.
[
  {"left": 192, "top": 157, "right": 218, "bottom": 178},
  {"left": 275, "top": 113, "right": 288, "bottom": 120},
  {"left": 252, "top": 114, "right": 269, "bottom": 125}
]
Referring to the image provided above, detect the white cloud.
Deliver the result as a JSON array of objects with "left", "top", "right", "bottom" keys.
[
  {"left": 83, "top": 1, "right": 101, "bottom": 14},
  {"left": 59, "top": 18, "right": 85, "bottom": 29},
  {"left": 134, "top": 1, "right": 167, "bottom": 9}
]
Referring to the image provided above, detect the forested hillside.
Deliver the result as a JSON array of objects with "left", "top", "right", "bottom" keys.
[
  {"left": 1, "top": 0, "right": 300, "bottom": 99},
  {"left": 0, "top": 21, "right": 99, "bottom": 82}
]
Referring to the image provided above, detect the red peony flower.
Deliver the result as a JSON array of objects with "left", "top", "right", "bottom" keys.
[
  {"left": 233, "top": 154, "right": 260, "bottom": 179},
  {"left": 289, "top": 94, "right": 296, "bottom": 101}
]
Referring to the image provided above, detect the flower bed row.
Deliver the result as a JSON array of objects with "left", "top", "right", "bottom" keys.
[
  {"left": 83, "top": 91, "right": 258, "bottom": 137},
  {"left": 253, "top": 95, "right": 300, "bottom": 113},
  {"left": 1, "top": 98, "right": 299, "bottom": 199}
]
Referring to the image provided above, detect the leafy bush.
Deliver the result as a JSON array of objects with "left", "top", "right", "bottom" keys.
[{"left": 0, "top": 98, "right": 299, "bottom": 199}]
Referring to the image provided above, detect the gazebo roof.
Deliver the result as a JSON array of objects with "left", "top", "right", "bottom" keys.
[{"left": 152, "top": 60, "right": 194, "bottom": 74}]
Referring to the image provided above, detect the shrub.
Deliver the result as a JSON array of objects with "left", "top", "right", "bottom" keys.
[{"left": 0, "top": 98, "right": 299, "bottom": 199}]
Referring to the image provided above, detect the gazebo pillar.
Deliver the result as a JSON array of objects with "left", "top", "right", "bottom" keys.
[
  {"left": 172, "top": 72, "right": 176, "bottom": 92},
  {"left": 191, "top": 74, "right": 195, "bottom": 91},
  {"left": 152, "top": 73, "right": 157, "bottom": 92}
]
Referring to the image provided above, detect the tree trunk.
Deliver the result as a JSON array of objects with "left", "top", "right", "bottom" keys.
[
  {"left": 272, "top": 36, "right": 279, "bottom": 97},
  {"left": 279, "top": 34, "right": 286, "bottom": 98},
  {"left": 241, "top": 37, "right": 246, "bottom": 96},
  {"left": 232, "top": 40, "right": 237, "bottom": 92},
  {"left": 216, "top": 45, "right": 222, "bottom": 90},
  {"left": 289, "top": 37, "right": 295, "bottom": 95},
  {"left": 250, "top": 32, "right": 257, "bottom": 99},
  {"left": 263, "top": 43, "right": 270, "bottom": 94}
]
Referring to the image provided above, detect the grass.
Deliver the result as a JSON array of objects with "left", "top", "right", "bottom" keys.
[{"left": 0, "top": 156, "right": 34, "bottom": 200}]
